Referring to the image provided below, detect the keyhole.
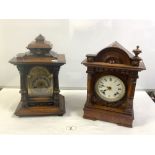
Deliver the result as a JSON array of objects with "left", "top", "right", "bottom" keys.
[{"left": 66, "top": 126, "right": 77, "bottom": 131}]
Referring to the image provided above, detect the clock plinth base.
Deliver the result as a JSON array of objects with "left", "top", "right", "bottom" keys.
[
  {"left": 15, "top": 94, "right": 65, "bottom": 117},
  {"left": 83, "top": 106, "right": 133, "bottom": 128}
]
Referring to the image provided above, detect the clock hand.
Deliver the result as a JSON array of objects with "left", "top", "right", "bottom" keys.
[{"left": 106, "top": 86, "right": 112, "bottom": 90}]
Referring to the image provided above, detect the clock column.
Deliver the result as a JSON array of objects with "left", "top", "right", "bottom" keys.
[
  {"left": 86, "top": 55, "right": 95, "bottom": 105},
  {"left": 53, "top": 66, "right": 60, "bottom": 105},
  {"left": 86, "top": 67, "right": 94, "bottom": 105},
  {"left": 17, "top": 65, "right": 28, "bottom": 107},
  {"left": 126, "top": 72, "right": 138, "bottom": 114}
]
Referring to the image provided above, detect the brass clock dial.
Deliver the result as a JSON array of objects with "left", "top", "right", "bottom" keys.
[
  {"left": 27, "top": 66, "right": 53, "bottom": 96},
  {"left": 95, "top": 75, "right": 125, "bottom": 102}
]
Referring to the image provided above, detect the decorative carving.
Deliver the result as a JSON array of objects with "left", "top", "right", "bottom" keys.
[
  {"left": 104, "top": 56, "right": 121, "bottom": 64},
  {"left": 93, "top": 94, "right": 125, "bottom": 107},
  {"left": 93, "top": 67, "right": 131, "bottom": 75}
]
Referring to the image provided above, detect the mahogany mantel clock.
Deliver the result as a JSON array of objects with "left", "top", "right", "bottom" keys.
[
  {"left": 82, "top": 41, "right": 146, "bottom": 127},
  {"left": 9, "top": 34, "right": 66, "bottom": 116}
]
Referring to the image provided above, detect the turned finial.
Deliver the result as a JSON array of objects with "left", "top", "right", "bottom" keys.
[
  {"left": 132, "top": 45, "right": 142, "bottom": 66},
  {"left": 35, "top": 34, "right": 45, "bottom": 42},
  {"left": 133, "top": 45, "right": 142, "bottom": 57}
]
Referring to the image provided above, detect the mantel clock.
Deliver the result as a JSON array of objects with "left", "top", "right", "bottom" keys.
[
  {"left": 82, "top": 41, "right": 146, "bottom": 127},
  {"left": 9, "top": 34, "right": 66, "bottom": 116}
]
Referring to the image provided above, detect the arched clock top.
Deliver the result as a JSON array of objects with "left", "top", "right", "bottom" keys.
[
  {"left": 95, "top": 47, "right": 131, "bottom": 65},
  {"left": 83, "top": 41, "right": 145, "bottom": 71}
]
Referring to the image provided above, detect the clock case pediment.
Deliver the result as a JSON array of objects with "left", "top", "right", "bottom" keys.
[
  {"left": 82, "top": 41, "right": 146, "bottom": 127},
  {"left": 82, "top": 41, "right": 145, "bottom": 70}
]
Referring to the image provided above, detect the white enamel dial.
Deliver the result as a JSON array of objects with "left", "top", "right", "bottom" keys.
[{"left": 95, "top": 75, "right": 125, "bottom": 102}]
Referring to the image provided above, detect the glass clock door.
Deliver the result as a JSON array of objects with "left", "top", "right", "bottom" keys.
[{"left": 27, "top": 66, "right": 53, "bottom": 96}]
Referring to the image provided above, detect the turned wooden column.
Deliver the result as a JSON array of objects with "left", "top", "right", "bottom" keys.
[
  {"left": 86, "top": 67, "right": 94, "bottom": 104},
  {"left": 17, "top": 65, "right": 28, "bottom": 107},
  {"left": 53, "top": 66, "right": 60, "bottom": 104}
]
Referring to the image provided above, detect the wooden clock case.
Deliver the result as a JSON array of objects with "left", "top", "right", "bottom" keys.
[
  {"left": 9, "top": 35, "right": 66, "bottom": 117},
  {"left": 82, "top": 41, "right": 146, "bottom": 127}
]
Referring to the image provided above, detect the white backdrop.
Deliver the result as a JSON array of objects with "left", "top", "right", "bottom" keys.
[{"left": 0, "top": 19, "right": 154, "bottom": 89}]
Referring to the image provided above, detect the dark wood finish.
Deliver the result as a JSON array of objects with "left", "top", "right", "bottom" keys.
[
  {"left": 83, "top": 106, "right": 133, "bottom": 127},
  {"left": 82, "top": 41, "right": 146, "bottom": 127},
  {"left": 9, "top": 34, "right": 66, "bottom": 117},
  {"left": 15, "top": 94, "right": 65, "bottom": 116}
]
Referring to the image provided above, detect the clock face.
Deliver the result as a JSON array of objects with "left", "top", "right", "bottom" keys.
[
  {"left": 27, "top": 66, "right": 53, "bottom": 96},
  {"left": 95, "top": 75, "right": 125, "bottom": 102}
]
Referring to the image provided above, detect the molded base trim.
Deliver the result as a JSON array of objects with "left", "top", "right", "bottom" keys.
[
  {"left": 83, "top": 106, "right": 133, "bottom": 127},
  {"left": 15, "top": 94, "right": 65, "bottom": 117}
]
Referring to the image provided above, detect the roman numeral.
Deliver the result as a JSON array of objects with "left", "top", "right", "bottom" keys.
[
  {"left": 118, "top": 88, "right": 121, "bottom": 90},
  {"left": 117, "top": 84, "right": 120, "bottom": 86},
  {"left": 99, "top": 84, "right": 105, "bottom": 87},
  {"left": 104, "top": 78, "right": 107, "bottom": 81},
  {"left": 101, "top": 90, "right": 105, "bottom": 94},
  {"left": 114, "top": 92, "right": 119, "bottom": 96},
  {"left": 109, "top": 77, "right": 112, "bottom": 81}
]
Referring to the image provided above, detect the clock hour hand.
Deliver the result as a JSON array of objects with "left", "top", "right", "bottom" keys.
[
  {"left": 104, "top": 88, "right": 109, "bottom": 91},
  {"left": 101, "top": 86, "right": 111, "bottom": 92},
  {"left": 106, "top": 86, "right": 112, "bottom": 90}
]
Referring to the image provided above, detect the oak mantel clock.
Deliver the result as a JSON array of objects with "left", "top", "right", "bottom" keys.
[
  {"left": 9, "top": 34, "right": 66, "bottom": 116},
  {"left": 82, "top": 41, "right": 146, "bottom": 127}
]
